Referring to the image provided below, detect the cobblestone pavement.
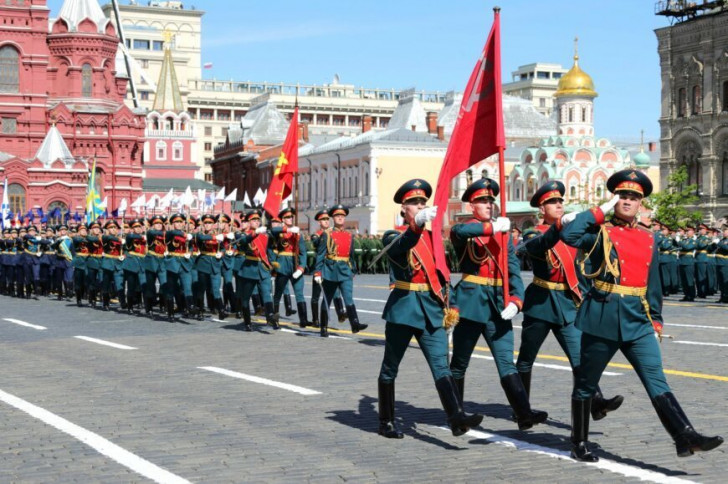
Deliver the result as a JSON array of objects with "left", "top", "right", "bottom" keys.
[{"left": 0, "top": 274, "right": 726, "bottom": 483}]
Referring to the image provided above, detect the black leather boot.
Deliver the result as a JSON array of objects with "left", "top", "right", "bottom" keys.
[
  {"left": 652, "top": 392, "right": 723, "bottom": 457},
  {"left": 102, "top": 293, "right": 110, "bottom": 311},
  {"left": 310, "top": 299, "right": 320, "bottom": 328},
  {"left": 144, "top": 293, "right": 154, "bottom": 316},
  {"left": 346, "top": 305, "right": 368, "bottom": 333},
  {"left": 435, "top": 376, "right": 483, "bottom": 436},
  {"left": 519, "top": 371, "right": 532, "bottom": 397},
  {"left": 166, "top": 298, "right": 176, "bottom": 321},
  {"left": 127, "top": 293, "right": 136, "bottom": 315},
  {"left": 252, "top": 293, "right": 263, "bottom": 315},
  {"left": 500, "top": 373, "right": 548, "bottom": 430},
  {"left": 216, "top": 298, "right": 227, "bottom": 320},
  {"left": 265, "top": 301, "right": 279, "bottom": 329},
  {"left": 118, "top": 291, "right": 126, "bottom": 311},
  {"left": 320, "top": 305, "right": 329, "bottom": 337},
  {"left": 27, "top": 283, "right": 35, "bottom": 300},
  {"left": 571, "top": 398, "right": 598, "bottom": 461},
  {"left": 297, "top": 301, "right": 309, "bottom": 328},
  {"left": 76, "top": 289, "right": 83, "bottom": 307},
  {"left": 334, "top": 297, "right": 347, "bottom": 323},
  {"left": 89, "top": 289, "right": 97, "bottom": 308},
  {"left": 454, "top": 377, "right": 465, "bottom": 402},
  {"left": 241, "top": 307, "right": 252, "bottom": 332},
  {"left": 591, "top": 387, "right": 624, "bottom": 421},
  {"left": 284, "top": 294, "right": 296, "bottom": 316},
  {"left": 378, "top": 380, "right": 404, "bottom": 439}
]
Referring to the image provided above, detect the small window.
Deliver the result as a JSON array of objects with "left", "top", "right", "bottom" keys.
[
  {"left": 569, "top": 186, "right": 577, "bottom": 198},
  {"left": 81, "top": 63, "right": 92, "bottom": 97},
  {"left": 539, "top": 98, "right": 546, "bottom": 108},
  {"left": 152, "top": 40, "right": 164, "bottom": 51},
  {"left": 173, "top": 141, "right": 183, "bottom": 160},
  {"left": 204, "top": 126, "right": 212, "bottom": 136},
  {"left": 0, "top": 46, "right": 20, "bottom": 93},
  {"left": 692, "top": 85, "right": 702, "bottom": 114},
  {"left": 582, "top": 107, "right": 587, "bottom": 122},
  {"left": 133, "top": 39, "right": 150, "bottom": 50},
  {"left": 1, "top": 117, "right": 17, "bottom": 134},
  {"left": 140, "top": 59, "right": 149, "bottom": 68},
  {"left": 204, "top": 142, "right": 212, "bottom": 151},
  {"left": 568, "top": 107, "right": 574, "bottom": 123},
  {"left": 140, "top": 91, "right": 149, "bottom": 100},
  {"left": 156, "top": 141, "right": 167, "bottom": 160},
  {"left": 536, "top": 71, "right": 549, "bottom": 79},
  {"left": 677, "top": 88, "right": 686, "bottom": 117},
  {"left": 221, "top": 127, "right": 228, "bottom": 137},
  {"left": 553, "top": 73, "right": 562, "bottom": 79}
]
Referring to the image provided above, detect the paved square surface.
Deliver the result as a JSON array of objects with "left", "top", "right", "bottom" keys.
[{"left": 0, "top": 274, "right": 726, "bottom": 483}]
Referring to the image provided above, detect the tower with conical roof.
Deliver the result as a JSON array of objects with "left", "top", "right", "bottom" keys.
[
  {"left": 144, "top": 30, "right": 199, "bottom": 184},
  {"left": 554, "top": 38, "right": 597, "bottom": 138}
]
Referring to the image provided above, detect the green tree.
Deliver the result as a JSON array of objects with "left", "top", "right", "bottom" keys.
[{"left": 651, "top": 165, "right": 702, "bottom": 228}]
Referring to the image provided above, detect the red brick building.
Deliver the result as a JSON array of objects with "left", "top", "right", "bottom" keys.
[{"left": 0, "top": 0, "right": 145, "bottom": 220}]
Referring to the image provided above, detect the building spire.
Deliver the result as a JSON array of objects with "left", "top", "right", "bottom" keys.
[
  {"left": 152, "top": 30, "right": 184, "bottom": 113},
  {"left": 573, "top": 36, "right": 579, "bottom": 64},
  {"left": 640, "top": 129, "right": 645, "bottom": 152}
]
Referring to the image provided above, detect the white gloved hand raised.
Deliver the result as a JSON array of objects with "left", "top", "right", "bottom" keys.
[
  {"left": 226, "top": 232, "right": 235, "bottom": 240},
  {"left": 414, "top": 206, "right": 438, "bottom": 227},
  {"left": 186, "top": 233, "right": 193, "bottom": 241},
  {"left": 314, "top": 275, "right": 322, "bottom": 284},
  {"left": 499, "top": 302, "right": 519, "bottom": 321},
  {"left": 215, "top": 234, "right": 224, "bottom": 242},
  {"left": 491, "top": 217, "right": 511, "bottom": 233},
  {"left": 713, "top": 237, "right": 720, "bottom": 244},
  {"left": 288, "top": 226, "right": 300, "bottom": 234},
  {"left": 292, "top": 269, "right": 303, "bottom": 279},
  {"left": 599, "top": 194, "right": 621, "bottom": 214},
  {"left": 560, "top": 212, "right": 577, "bottom": 226},
  {"left": 35, "top": 236, "right": 42, "bottom": 241},
  {"left": 255, "top": 226, "right": 267, "bottom": 235},
  {"left": 675, "top": 235, "right": 682, "bottom": 242}
]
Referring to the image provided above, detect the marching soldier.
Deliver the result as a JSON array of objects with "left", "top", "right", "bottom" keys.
[
  {"left": 3, "top": 228, "right": 19, "bottom": 297},
  {"left": 194, "top": 214, "right": 229, "bottom": 320},
  {"left": 100, "top": 220, "right": 125, "bottom": 311},
  {"left": 51, "top": 224, "right": 74, "bottom": 301},
  {"left": 71, "top": 224, "right": 90, "bottom": 306},
  {"left": 658, "top": 223, "right": 675, "bottom": 296},
  {"left": 377, "top": 179, "right": 483, "bottom": 438},
  {"left": 717, "top": 225, "right": 728, "bottom": 303},
  {"left": 449, "top": 178, "right": 548, "bottom": 431},
  {"left": 121, "top": 218, "right": 147, "bottom": 315},
  {"left": 231, "top": 215, "right": 248, "bottom": 317},
  {"left": 678, "top": 225, "right": 697, "bottom": 301},
  {"left": 218, "top": 213, "right": 237, "bottom": 315},
  {"left": 668, "top": 228, "right": 681, "bottom": 295},
  {"left": 21, "top": 224, "right": 49, "bottom": 299},
  {"left": 516, "top": 181, "right": 623, "bottom": 421},
  {"left": 165, "top": 213, "right": 196, "bottom": 319},
  {"left": 695, "top": 223, "right": 710, "bottom": 298},
  {"left": 233, "top": 209, "right": 278, "bottom": 330},
  {"left": 85, "top": 221, "right": 104, "bottom": 307},
  {"left": 271, "top": 207, "right": 308, "bottom": 327},
  {"left": 145, "top": 215, "right": 168, "bottom": 316},
  {"left": 707, "top": 227, "right": 719, "bottom": 296},
  {"left": 310, "top": 209, "right": 346, "bottom": 328},
  {"left": 39, "top": 226, "right": 56, "bottom": 296},
  {"left": 559, "top": 169, "right": 723, "bottom": 461},
  {"left": 314, "top": 204, "right": 367, "bottom": 337}
]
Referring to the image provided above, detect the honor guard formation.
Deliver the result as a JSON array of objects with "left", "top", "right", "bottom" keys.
[{"left": 0, "top": 169, "right": 725, "bottom": 463}]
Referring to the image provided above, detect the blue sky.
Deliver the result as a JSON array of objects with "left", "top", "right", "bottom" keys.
[{"left": 49, "top": 0, "right": 669, "bottom": 141}]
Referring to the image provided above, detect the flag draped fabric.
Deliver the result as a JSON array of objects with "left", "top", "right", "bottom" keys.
[
  {"left": 431, "top": 9, "right": 505, "bottom": 285},
  {"left": 86, "top": 159, "right": 105, "bottom": 224},
  {"left": 1, "top": 177, "right": 9, "bottom": 229},
  {"left": 263, "top": 106, "right": 299, "bottom": 217}
]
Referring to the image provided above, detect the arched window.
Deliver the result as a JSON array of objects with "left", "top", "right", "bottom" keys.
[
  {"left": 156, "top": 140, "right": 167, "bottom": 160},
  {"left": 722, "top": 152, "right": 728, "bottom": 195},
  {"left": 0, "top": 46, "right": 20, "bottom": 93},
  {"left": 81, "top": 63, "right": 92, "bottom": 97},
  {"left": 581, "top": 106, "right": 587, "bottom": 122},
  {"left": 569, "top": 185, "right": 577, "bottom": 199},
  {"left": 8, "top": 183, "right": 25, "bottom": 214},
  {"left": 364, "top": 171, "right": 370, "bottom": 196},
  {"left": 47, "top": 201, "right": 68, "bottom": 225},
  {"left": 568, "top": 107, "right": 574, "bottom": 123},
  {"left": 677, "top": 88, "right": 686, "bottom": 117},
  {"left": 723, "top": 82, "right": 728, "bottom": 112},
  {"left": 165, "top": 117, "right": 174, "bottom": 130},
  {"left": 172, "top": 141, "right": 183, "bottom": 160},
  {"left": 692, "top": 85, "right": 702, "bottom": 114}
]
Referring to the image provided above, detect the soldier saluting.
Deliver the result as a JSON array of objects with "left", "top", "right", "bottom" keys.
[
  {"left": 559, "top": 169, "right": 723, "bottom": 461},
  {"left": 377, "top": 179, "right": 483, "bottom": 439}
]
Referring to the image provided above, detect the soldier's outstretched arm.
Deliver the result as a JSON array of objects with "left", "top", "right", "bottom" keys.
[
  {"left": 559, "top": 208, "right": 604, "bottom": 250},
  {"left": 520, "top": 224, "right": 561, "bottom": 256}
]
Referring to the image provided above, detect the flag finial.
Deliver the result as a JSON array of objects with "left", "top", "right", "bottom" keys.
[{"left": 493, "top": 6, "right": 500, "bottom": 13}]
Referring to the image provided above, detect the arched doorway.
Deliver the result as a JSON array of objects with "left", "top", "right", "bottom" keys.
[{"left": 47, "top": 200, "right": 68, "bottom": 225}]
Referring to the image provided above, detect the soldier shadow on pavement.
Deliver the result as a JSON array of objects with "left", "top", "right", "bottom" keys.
[
  {"left": 355, "top": 338, "right": 386, "bottom": 347},
  {"left": 220, "top": 322, "right": 273, "bottom": 334},
  {"left": 326, "top": 395, "right": 470, "bottom": 451}
]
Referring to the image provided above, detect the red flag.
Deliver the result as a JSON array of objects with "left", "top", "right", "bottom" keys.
[
  {"left": 263, "top": 106, "right": 299, "bottom": 217},
  {"left": 431, "top": 8, "right": 506, "bottom": 289}
]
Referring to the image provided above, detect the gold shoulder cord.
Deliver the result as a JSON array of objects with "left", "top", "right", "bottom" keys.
[
  {"left": 325, "top": 228, "right": 337, "bottom": 257},
  {"left": 580, "top": 225, "right": 620, "bottom": 280}
]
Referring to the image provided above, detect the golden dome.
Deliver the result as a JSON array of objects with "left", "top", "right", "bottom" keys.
[{"left": 554, "top": 39, "right": 597, "bottom": 99}]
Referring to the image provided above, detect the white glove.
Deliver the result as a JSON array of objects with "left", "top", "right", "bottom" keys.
[
  {"left": 292, "top": 269, "right": 303, "bottom": 279},
  {"left": 184, "top": 253, "right": 191, "bottom": 259},
  {"left": 255, "top": 226, "right": 267, "bottom": 235},
  {"left": 414, "top": 206, "right": 438, "bottom": 226},
  {"left": 599, "top": 194, "right": 620, "bottom": 214},
  {"left": 560, "top": 212, "right": 577, "bottom": 226},
  {"left": 186, "top": 233, "right": 193, "bottom": 241},
  {"left": 215, "top": 234, "right": 224, "bottom": 242},
  {"left": 491, "top": 217, "right": 511, "bottom": 233},
  {"left": 692, "top": 235, "right": 697, "bottom": 240},
  {"left": 227, "top": 232, "right": 235, "bottom": 240},
  {"left": 288, "top": 226, "right": 300, "bottom": 234},
  {"left": 35, "top": 236, "right": 42, "bottom": 241},
  {"left": 675, "top": 235, "right": 682, "bottom": 242},
  {"left": 713, "top": 237, "right": 720, "bottom": 244},
  {"left": 119, "top": 255, "right": 125, "bottom": 262},
  {"left": 120, "top": 238, "right": 126, "bottom": 245},
  {"left": 499, "top": 302, "right": 519, "bottom": 320},
  {"left": 314, "top": 275, "right": 322, "bottom": 284}
]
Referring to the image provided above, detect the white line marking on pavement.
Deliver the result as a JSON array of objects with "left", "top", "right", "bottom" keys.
[
  {"left": 430, "top": 426, "right": 698, "bottom": 484},
  {"left": 668, "top": 323, "right": 728, "bottom": 330},
  {"left": 356, "top": 309, "right": 381, "bottom": 315},
  {"left": 672, "top": 340, "right": 728, "bottom": 348},
  {"left": 468, "top": 354, "right": 622, "bottom": 376},
  {"left": 0, "top": 388, "right": 190, "bottom": 484},
  {"left": 74, "top": 336, "right": 137, "bottom": 350},
  {"left": 279, "top": 328, "right": 352, "bottom": 340},
  {"left": 199, "top": 366, "right": 322, "bottom": 395},
  {"left": 3, "top": 318, "right": 47, "bottom": 330}
]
